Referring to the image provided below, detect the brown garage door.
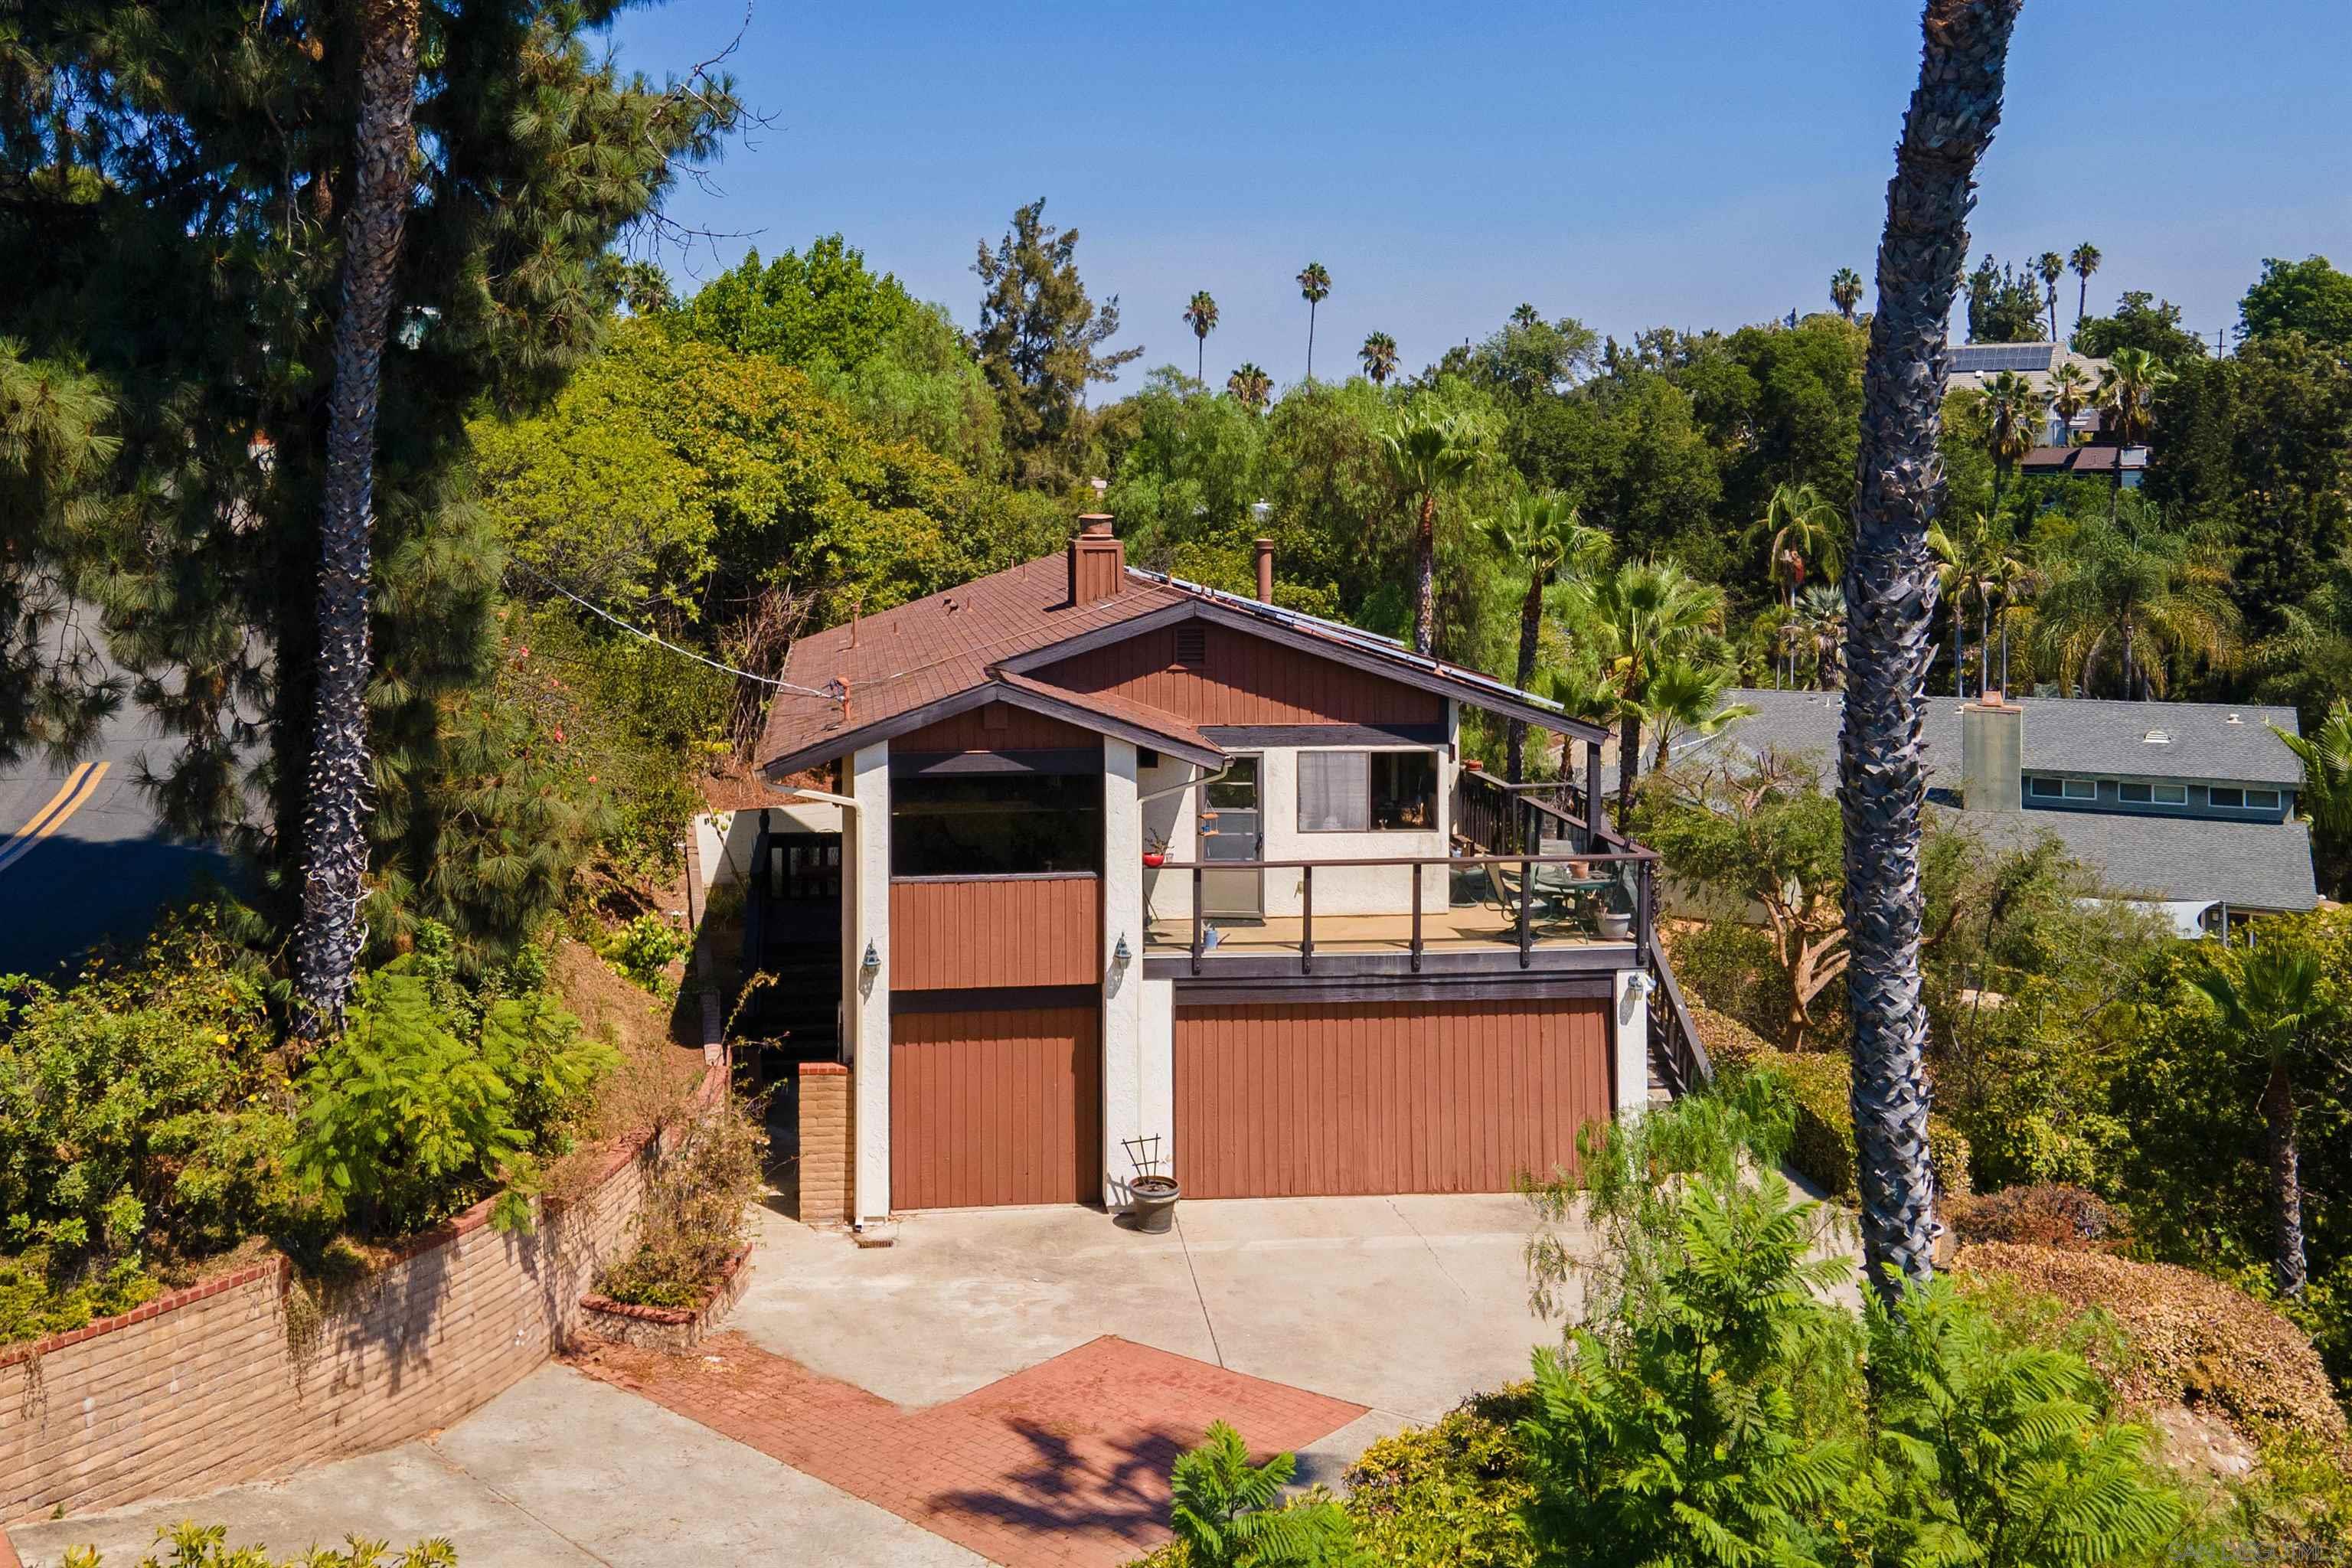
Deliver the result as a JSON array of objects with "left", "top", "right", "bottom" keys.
[
  {"left": 1174, "top": 998, "right": 1611, "bottom": 1198},
  {"left": 890, "top": 1005, "right": 1102, "bottom": 1208}
]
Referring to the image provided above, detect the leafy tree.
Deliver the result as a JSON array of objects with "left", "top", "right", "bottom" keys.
[
  {"left": 1296, "top": 262, "right": 1332, "bottom": 381},
  {"left": 972, "top": 198, "right": 1142, "bottom": 485},
  {"left": 2074, "top": 291, "right": 2208, "bottom": 363},
  {"left": 1967, "top": 254, "right": 2048, "bottom": 343},
  {"left": 1227, "top": 362, "right": 1274, "bottom": 411},
  {"left": 2037, "top": 250, "right": 2066, "bottom": 338},
  {"left": 1184, "top": 290, "right": 1220, "bottom": 383},
  {"left": 1844, "top": 0, "right": 2022, "bottom": 1302},
  {"left": 0, "top": 341, "right": 119, "bottom": 765},
  {"left": 2069, "top": 242, "right": 2103, "bottom": 332},
  {"left": 1380, "top": 406, "right": 1489, "bottom": 655},
  {"left": 1479, "top": 492, "right": 1604, "bottom": 779},
  {"left": 669, "top": 237, "right": 922, "bottom": 372},
  {"left": 1682, "top": 315, "right": 1866, "bottom": 541},
  {"left": 2239, "top": 254, "right": 2352, "bottom": 348},
  {"left": 1512, "top": 372, "right": 1724, "bottom": 573},
  {"left": 1831, "top": 266, "right": 1865, "bottom": 321},
  {"left": 1168, "top": 1421, "right": 1359, "bottom": 1568},
  {"left": 2187, "top": 944, "right": 2324, "bottom": 1295},
  {"left": 2, "top": 0, "right": 736, "bottom": 956},
  {"left": 1358, "top": 331, "right": 1399, "bottom": 386},
  {"left": 1441, "top": 307, "right": 1600, "bottom": 401}
]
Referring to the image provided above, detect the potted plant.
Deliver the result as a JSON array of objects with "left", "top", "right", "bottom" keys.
[
  {"left": 1121, "top": 1135, "right": 1180, "bottom": 1233},
  {"left": 1597, "top": 907, "right": 1634, "bottom": 941},
  {"left": 1142, "top": 828, "right": 1169, "bottom": 870}
]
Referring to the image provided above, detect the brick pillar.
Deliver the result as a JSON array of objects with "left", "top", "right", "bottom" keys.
[{"left": 798, "top": 1062, "right": 854, "bottom": 1225}]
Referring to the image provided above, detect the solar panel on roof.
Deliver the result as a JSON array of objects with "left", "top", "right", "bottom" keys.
[{"left": 1951, "top": 343, "right": 2056, "bottom": 374}]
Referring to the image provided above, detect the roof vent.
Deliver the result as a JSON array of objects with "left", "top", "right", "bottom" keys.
[
  {"left": 2226, "top": 712, "right": 2244, "bottom": 724},
  {"left": 2143, "top": 728, "right": 2171, "bottom": 744}
]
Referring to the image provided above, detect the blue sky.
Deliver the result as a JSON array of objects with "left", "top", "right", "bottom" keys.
[{"left": 606, "top": 0, "right": 2352, "bottom": 392}]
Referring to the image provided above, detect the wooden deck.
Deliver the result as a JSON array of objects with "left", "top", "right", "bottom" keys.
[{"left": 1144, "top": 905, "right": 1622, "bottom": 957}]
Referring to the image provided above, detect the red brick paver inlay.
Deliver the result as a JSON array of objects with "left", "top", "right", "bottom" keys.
[{"left": 566, "top": 1331, "right": 1367, "bottom": 1567}]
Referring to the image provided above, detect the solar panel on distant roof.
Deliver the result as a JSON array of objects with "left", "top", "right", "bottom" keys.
[{"left": 1950, "top": 343, "right": 2056, "bottom": 374}]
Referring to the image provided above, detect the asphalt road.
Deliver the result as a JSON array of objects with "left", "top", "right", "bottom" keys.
[{"left": 0, "top": 709, "right": 240, "bottom": 981}]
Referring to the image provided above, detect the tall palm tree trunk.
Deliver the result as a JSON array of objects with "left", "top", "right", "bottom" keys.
[
  {"left": 1412, "top": 492, "right": 1438, "bottom": 657},
  {"left": 1998, "top": 599, "right": 2011, "bottom": 693},
  {"left": 1951, "top": 602, "right": 1964, "bottom": 697},
  {"left": 2263, "top": 1058, "right": 2308, "bottom": 1295},
  {"left": 1508, "top": 582, "right": 1541, "bottom": 782},
  {"left": 1841, "top": 0, "right": 2023, "bottom": 1304},
  {"left": 292, "top": 0, "right": 422, "bottom": 1040},
  {"left": 1196, "top": 338, "right": 1204, "bottom": 383},
  {"left": 1618, "top": 710, "right": 1641, "bottom": 818},
  {"left": 1978, "top": 596, "right": 1991, "bottom": 694},
  {"left": 1306, "top": 302, "right": 1317, "bottom": 381}
]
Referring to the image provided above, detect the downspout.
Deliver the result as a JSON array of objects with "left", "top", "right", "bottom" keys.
[{"left": 1138, "top": 762, "right": 1231, "bottom": 806}]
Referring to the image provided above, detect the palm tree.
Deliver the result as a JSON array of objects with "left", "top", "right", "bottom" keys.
[
  {"left": 1359, "top": 331, "right": 1399, "bottom": 386},
  {"left": 1750, "top": 482, "right": 1842, "bottom": 685},
  {"left": 2032, "top": 511, "right": 2236, "bottom": 699},
  {"left": 1183, "top": 291, "right": 1219, "bottom": 384},
  {"left": 294, "top": 0, "right": 425, "bottom": 1041},
  {"left": 1226, "top": 362, "right": 1272, "bottom": 412},
  {"left": 1930, "top": 512, "right": 2013, "bottom": 697},
  {"left": 2276, "top": 701, "right": 2352, "bottom": 896},
  {"left": 1979, "top": 368, "right": 2048, "bottom": 495},
  {"left": 2097, "top": 346, "right": 2172, "bottom": 446},
  {"left": 1378, "top": 408, "right": 1488, "bottom": 656},
  {"left": 1642, "top": 656, "right": 1756, "bottom": 767},
  {"left": 1296, "top": 261, "right": 1331, "bottom": 380},
  {"left": 2190, "top": 946, "right": 2321, "bottom": 1295},
  {"left": 1984, "top": 534, "right": 2034, "bottom": 694},
  {"left": 1481, "top": 492, "right": 1606, "bottom": 780},
  {"left": 1795, "top": 583, "right": 1848, "bottom": 689},
  {"left": 2069, "top": 241, "right": 2102, "bottom": 334},
  {"left": 2048, "top": 361, "right": 2092, "bottom": 443},
  {"left": 1841, "top": 0, "right": 2024, "bottom": 1304},
  {"left": 1831, "top": 267, "right": 1865, "bottom": 321},
  {"left": 1560, "top": 558, "right": 1732, "bottom": 812},
  {"left": 2036, "top": 250, "right": 2065, "bottom": 338}
]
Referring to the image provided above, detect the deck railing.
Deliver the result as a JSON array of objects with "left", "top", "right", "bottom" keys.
[
  {"left": 1644, "top": 932, "right": 1714, "bottom": 1093},
  {"left": 1156, "top": 850, "right": 1658, "bottom": 975},
  {"left": 1455, "top": 769, "right": 1593, "bottom": 855}
]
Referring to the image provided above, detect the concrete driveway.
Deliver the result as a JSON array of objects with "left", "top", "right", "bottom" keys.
[
  {"left": 10, "top": 1364, "right": 985, "bottom": 1568},
  {"left": 732, "top": 1191, "right": 1574, "bottom": 1478}
]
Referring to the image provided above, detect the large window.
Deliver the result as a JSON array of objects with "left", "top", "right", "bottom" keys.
[
  {"left": 2119, "top": 782, "right": 2187, "bottom": 805},
  {"left": 1298, "top": 750, "right": 1439, "bottom": 832},
  {"left": 891, "top": 773, "right": 1102, "bottom": 877}
]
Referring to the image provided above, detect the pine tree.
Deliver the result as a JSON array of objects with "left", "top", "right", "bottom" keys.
[{"left": 972, "top": 199, "right": 1142, "bottom": 487}]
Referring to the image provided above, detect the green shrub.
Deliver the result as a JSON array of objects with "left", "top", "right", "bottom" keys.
[
  {"left": 0, "top": 1246, "right": 158, "bottom": 1345},
  {"left": 59, "top": 1521, "right": 457, "bottom": 1566},
  {"left": 596, "top": 1094, "right": 766, "bottom": 1308},
  {"left": 1165, "top": 1422, "right": 1357, "bottom": 1568},
  {"left": 1341, "top": 1387, "right": 1537, "bottom": 1568},
  {"left": 0, "top": 908, "right": 295, "bottom": 1297},
  {"left": 600, "top": 913, "right": 693, "bottom": 997},
  {"left": 290, "top": 965, "right": 615, "bottom": 1237},
  {"left": 1755, "top": 1045, "right": 1973, "bottom": 1204}
]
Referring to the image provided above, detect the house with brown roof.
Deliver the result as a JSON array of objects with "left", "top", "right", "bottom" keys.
[{"left": 745, "top": 516, "right": 1703, "bottom": 1223}]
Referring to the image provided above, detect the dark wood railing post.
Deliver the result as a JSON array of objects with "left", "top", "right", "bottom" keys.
[
  {"left": 1636, "top": 858, "right": 1656, "bottom": 962},
  {"left": 1191, "top": 865, "right": 1204, "bottom": 975},
  {"left": 1518, "top": 851, "right": 1534, "bottom": 968},
  {"left": 1410, "top": 864, "right": 1424, "bottom": 972},
  {"left": 1301, "top": 864, "right": 1314, "bottom": 975}
]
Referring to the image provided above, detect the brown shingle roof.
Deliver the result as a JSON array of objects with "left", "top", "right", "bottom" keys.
[{"left": 760, "top": 554, "right": 1191, "bottom": 773}]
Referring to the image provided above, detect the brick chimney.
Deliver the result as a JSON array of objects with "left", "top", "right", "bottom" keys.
[
  {"left": 1069, "top": 514, "right": 1125, "bottom": 604},
  {"left": 1254, "top": 538, "right": 1275, "bottom": 603}
]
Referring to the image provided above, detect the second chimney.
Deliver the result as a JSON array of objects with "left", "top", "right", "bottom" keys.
[
  {"left": 1960, "top": 695, "right": 2023, "bottom": 812},
  {"left": 1254, "top": 538, "right": 1275, "bottom": 603},
  {"left": 1070, "top": 514, "right": 1125, "bottom": 605}
]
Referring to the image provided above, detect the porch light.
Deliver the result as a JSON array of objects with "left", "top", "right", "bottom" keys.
[
  {"left": 861, "top": 940, "right": 880, "bottom": 972},
  {"left": 1113, "top": 933, "right": 1132, "bottom": 964}
]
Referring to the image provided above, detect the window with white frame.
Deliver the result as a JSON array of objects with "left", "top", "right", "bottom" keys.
[
  {"left": 1298, "top": 750, "right": 1439, "bottom": 831},
  {"left": 2249, "top": 788, "right": 2281, "bottom": 810},
  {"left": 2028, "top": 776, "right": 2063, "bottom": 799},
  {"left": 2211, "top": 786, "right": 2245, "bottom": 808},
  {"left": 2119, "top": 782, "right": 2188, "bottom": 805}
]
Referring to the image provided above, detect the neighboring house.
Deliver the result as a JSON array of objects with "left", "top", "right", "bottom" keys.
[
  {"left": 1659, "top": 688, "right": 2320, "bottom": 936},
  {"left": 1947, "top": 341, "right": 2110, "bottom": 446},
  {"left": 2018, "top": 442, "right": 2148, "bottom": 486},
  {"left": 745, "top": 518, "right": 1689, "bottom": 1220}
]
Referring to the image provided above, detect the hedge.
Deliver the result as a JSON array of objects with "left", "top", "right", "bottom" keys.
[{"left": 1728, "top": 1041, "right": 1972, "bottom": 1206}]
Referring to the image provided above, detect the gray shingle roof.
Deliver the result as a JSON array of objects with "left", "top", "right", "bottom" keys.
[
  {"left": 1964, "top": 808, "right": 2319, "bottom": 913},
  {"left": 1659, "top": 690, "right": 2302, "bottom": 789}
]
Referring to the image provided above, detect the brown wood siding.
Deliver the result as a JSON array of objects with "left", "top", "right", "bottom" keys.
[
  {"left": 1172, "top": 998, "right": 1611, "bottom": 1198},
  {"left": 889, "top": 876, "right": 1102, "bottom": 990},
  {"left": 890, "top": 1005, "right": 1102, "bottom": 1208},
  {"left": 898, "top": 701, "right": 1098, "bottom": 753},
  {"left": 1038, "top": 624, "right": 1444, "bottom": 729}
]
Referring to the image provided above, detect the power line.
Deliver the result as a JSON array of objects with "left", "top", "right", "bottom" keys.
[{"left": 506, "top": 564, "right": 840, "bottom": 702}]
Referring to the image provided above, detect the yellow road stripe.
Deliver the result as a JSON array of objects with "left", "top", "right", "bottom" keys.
[{"left": 0, "top": 761, "right": 107, "bottom": 878}]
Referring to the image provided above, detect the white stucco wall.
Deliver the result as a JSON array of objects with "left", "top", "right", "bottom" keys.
[
  {"left": 701, "top": 800, "right": 846, "bottom": 895},
  {"left": 1612, "top": 967, "right": 1651, "bottom": 1122},
  {"left": 1138, "top": 727, "right": 1457, "bottom": 925},
  {"left": 1099, "top": 740, "right": 1152, "bottom": 1205},
  {"left": 847, "top": 743, "right": 893, "bottom": 1223}
]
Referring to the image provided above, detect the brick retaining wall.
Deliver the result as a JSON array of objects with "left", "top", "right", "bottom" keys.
[
  {"left": 1, "top": 1075, "right": 713, "bottom": 1525},
  {"left": 797, "top": 1061, "right": 854, "bottom": 1226}
]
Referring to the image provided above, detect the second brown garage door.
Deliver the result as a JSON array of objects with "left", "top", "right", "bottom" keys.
[
  {"left": 890, "top": 1004, "right": 1101, "bottom": 1209},
  {"left": 1173, "top": 998, "right": 1612, "bottom": 1198}
]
